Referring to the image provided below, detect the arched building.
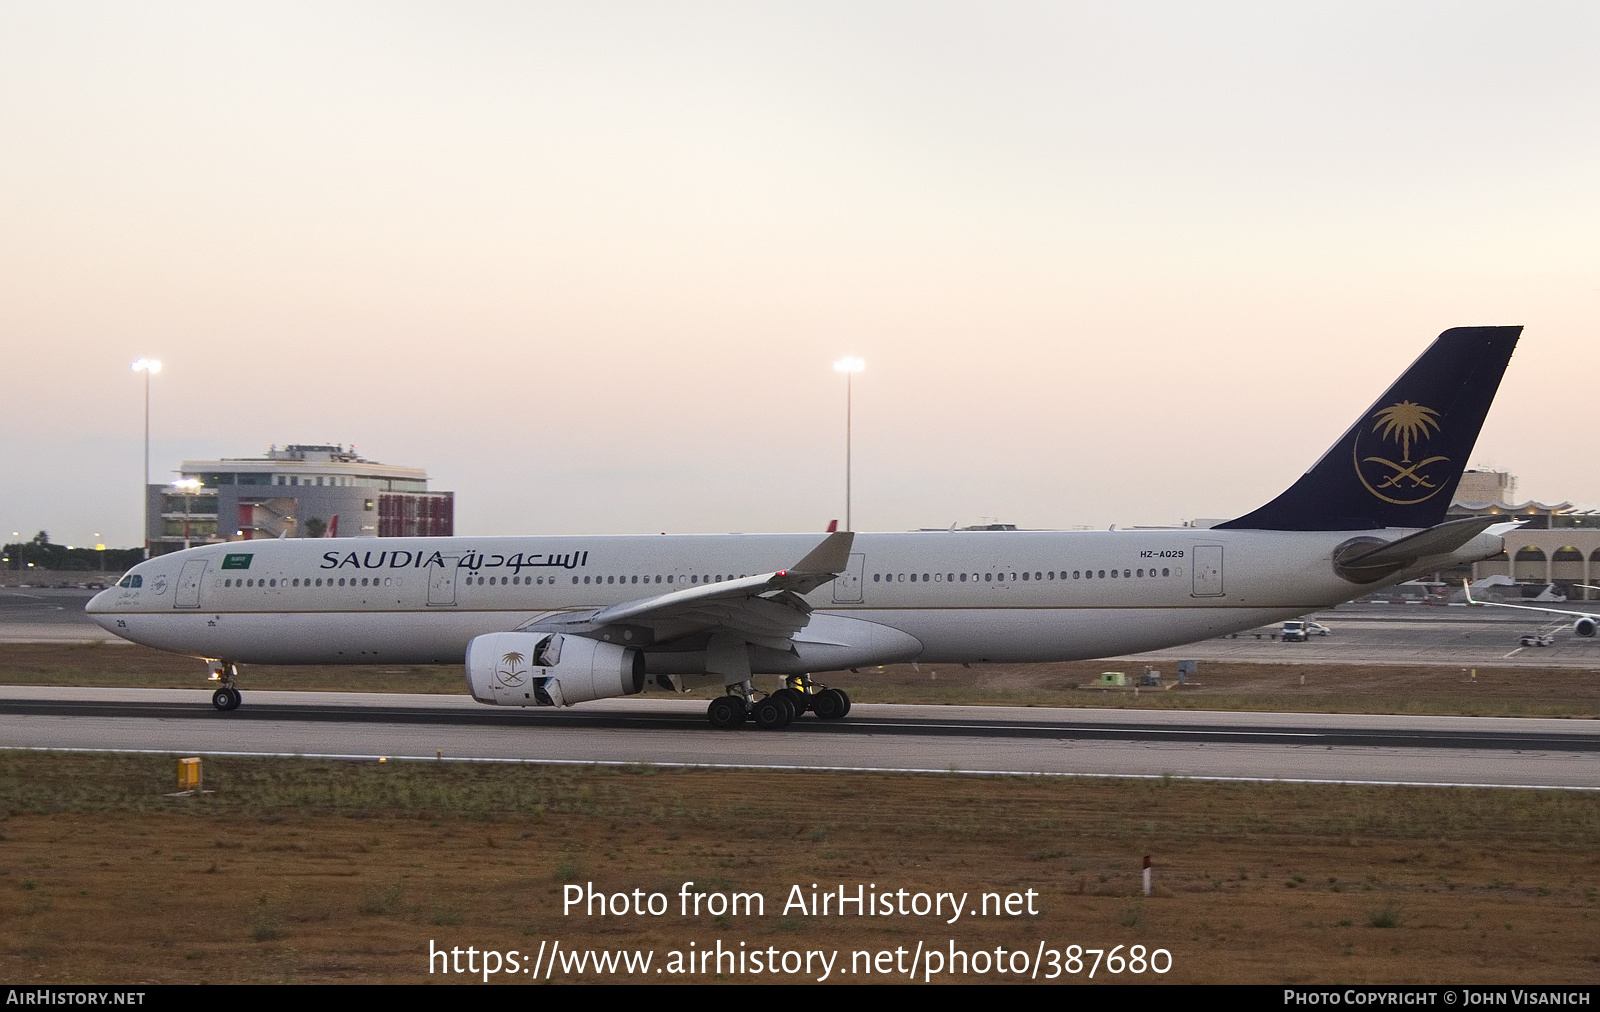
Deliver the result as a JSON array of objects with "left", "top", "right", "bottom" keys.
[{"left": 1451, "top": 469, "right": 1600, "bottom": 600}]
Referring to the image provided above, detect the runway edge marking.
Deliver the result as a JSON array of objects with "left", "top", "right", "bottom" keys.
[{"left": 3, "top": 745, "right": 1597, "bottom": 792}]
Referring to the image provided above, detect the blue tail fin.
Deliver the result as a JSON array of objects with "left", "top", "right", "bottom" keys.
[{"left": 1216, "top": 326, "right": 1521, "bottom": 531}]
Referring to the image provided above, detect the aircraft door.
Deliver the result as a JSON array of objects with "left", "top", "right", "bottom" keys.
[
  {"left": 427, "top": 556, "right": 460, "bottom": 606},
  {"left": 831, "top": 553, "right": 865, "bottom": 603},
  {"left": 1191, "top": 545, "right": 1224, "bottom": 597},
  {"left": 174, "top": 561, "right": 207, "bottom": 609}
]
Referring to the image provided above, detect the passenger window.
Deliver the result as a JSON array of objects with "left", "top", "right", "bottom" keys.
[
  {"left": 1111, "top": 570, "right": 1118, "bottom": 579},
  {"left": 584, "top": 576, "right": 591, "bottom": 584},
  {"left": 1022, "top": 572, "right": 1029, "bottom": 581},
  {"left": 1097, "top": 570, "right": 1105, "bottom": 578},
  {"left": 922, "top": 573, "right": 929, "bottom": 582},
  {"left": 1124, "top": 570, "right": 1130, "bottom": 578},
  {"left": 1035, "top": 572, "right": 1041, "bottom": 580},
  {"left": 910, "top": 574, "right": 917, "bottom": 582},
  {"left": 874, "top": 574, "right": 881, "bottom": 582},
  {"left": 985, "top": 573, "right": 992, "bottom": 582},
  {"left": 959, "top": 573, "right": 967, "bottom": 582},
  {"left": 1074, "top": 571, "right": 1081, "bottom": 579},
  {"left": 1162, "top": 568, "right": 1169, "bottom": 577}
]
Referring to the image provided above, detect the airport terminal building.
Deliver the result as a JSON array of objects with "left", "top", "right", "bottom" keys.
[
  {"left": 1450, "top": 469, "right": 1600, "bottom": 599},
  {"left": 146, "top": 444, "right": 453, "bottom": 557}
]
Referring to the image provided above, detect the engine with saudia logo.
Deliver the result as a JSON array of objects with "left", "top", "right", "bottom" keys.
[{"left": 465, "top": 632, "right": 645, "bottom": 707}]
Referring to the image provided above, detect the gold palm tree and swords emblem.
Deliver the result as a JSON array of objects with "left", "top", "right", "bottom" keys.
[
  {"left": 495, "top": 651, "right": 528, "bottom": 687},
  {"left": 1353, "top": 400, "right": 1449, "bottom": 505}
]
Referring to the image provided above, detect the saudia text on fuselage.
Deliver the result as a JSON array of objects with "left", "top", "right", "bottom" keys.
[{"left": 316, "top": 549, "right": 591, "bottom": 574}]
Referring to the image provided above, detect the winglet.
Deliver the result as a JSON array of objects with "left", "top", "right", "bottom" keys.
[{"left": 790, "top": 530, "right": 854, "bottom": 575}]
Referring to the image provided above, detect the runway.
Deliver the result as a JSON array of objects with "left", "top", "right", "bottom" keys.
[{"left": 4, "top": 686, "right": 1597, "bottom": 790}]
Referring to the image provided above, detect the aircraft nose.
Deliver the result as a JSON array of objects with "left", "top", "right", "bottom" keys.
[{"left": 85, "top": 588, "right": 114, "bottom": 622}]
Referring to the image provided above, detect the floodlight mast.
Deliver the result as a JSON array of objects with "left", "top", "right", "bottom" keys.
[
  {"left": 833, "top": 357, "right": 864, "bottom": 531},
  {"left": 132, "top": 359, "right": 161, "bottom": 558},
  {"left": 172, "top": 478, "right": 202, "bottom": 550}
]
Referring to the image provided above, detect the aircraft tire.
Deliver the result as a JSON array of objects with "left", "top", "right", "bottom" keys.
[
  {"left": 212, "top": 687, "right": 241, "bottom": 712},
  {"left": 775, "top": 687, "right": 809, "bottom": 716},
  {"left": 838, "top": 689, "right": 852, "bottom": 716},
  {"left": 706, "top": 696, "right": 745, "bottom": 729},
  {"left": 752, "top": 695, "right": 792, "bottom": 730},
  {"left": 813, "top": 688, "right": 848, "bottom": 720}
]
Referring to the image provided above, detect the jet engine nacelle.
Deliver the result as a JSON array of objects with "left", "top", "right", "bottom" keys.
[
  {"left": 1575, "top": 617, "right": 1598, "bottom": 638},
  {"left": 465, "top": 632, "right": 644, "bottom": 707}
]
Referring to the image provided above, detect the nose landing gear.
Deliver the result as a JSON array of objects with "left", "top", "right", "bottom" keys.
[{"left": 207, "top": 660, "right": 242, "bottom": 711}]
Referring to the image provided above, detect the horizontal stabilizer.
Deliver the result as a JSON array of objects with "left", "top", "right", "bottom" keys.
[{"left": 1337, "top": 515, "right": 1505, "bottom": 574}]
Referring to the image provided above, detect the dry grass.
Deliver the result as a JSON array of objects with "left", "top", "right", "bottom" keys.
[
  {"left": 0, "top": 752, "right": 1597, "bottom": 983},
  {"left": 7, "top": 643, "right": 1598, "bottom": 718}
]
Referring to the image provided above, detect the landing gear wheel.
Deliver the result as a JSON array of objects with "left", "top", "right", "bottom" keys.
[
  {"left": 838, "top": 689, "right": 852, "bottom": 716},
  {"left": 212, "top": 687, "right": 241, "bottom": 711},
  {"left": 707, "top": 695, "right": 746, "bottom": 729},
  {"left": 813, "top": 688, "right": 849, "bottom": 720},
  {"left": 774, "top": 687, "right": 809, "bottom": 717},
  {"left": 752, "top": 695, "right": 794, "bottom": 730}
]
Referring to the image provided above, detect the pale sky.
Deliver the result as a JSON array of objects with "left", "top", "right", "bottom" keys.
[{"left": 3, "top": 2, "right": 1597, "bottom": 546}]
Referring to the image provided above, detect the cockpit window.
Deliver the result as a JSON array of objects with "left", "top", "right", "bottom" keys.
[{"left": 117, "top": 575, "right": 143, "bottom": 588}]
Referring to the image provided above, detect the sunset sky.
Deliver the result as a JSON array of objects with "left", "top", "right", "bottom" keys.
[{"left": 3, "top": 2, "right": 1597, "bottom": 547}]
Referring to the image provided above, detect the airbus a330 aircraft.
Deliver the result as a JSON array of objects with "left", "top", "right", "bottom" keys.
[{"left": 89, "top": 327, "right": 1522, "bottom": 729}]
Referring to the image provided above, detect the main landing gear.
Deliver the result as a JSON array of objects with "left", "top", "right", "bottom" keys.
[
  {"left": 705, "top": 676, "right": 851, "bottom": 730},
  {"left": 208, "top": 660, "right": 242, "bottom": 712}
]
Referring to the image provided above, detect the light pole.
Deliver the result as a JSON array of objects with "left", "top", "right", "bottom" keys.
[
  {"left": 172, "top": 479, "right": 202, "bottom": 550},
  {"left": 132, "top": 359, "right": 161, "bottom": 558},
  {"left": 833, "top": 357, "right": 864, "bottom": 531}
]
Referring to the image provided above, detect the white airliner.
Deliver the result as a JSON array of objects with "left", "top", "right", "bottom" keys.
[
  {"left": 1462, "top": 580, "right": 1600, "bottom": 638},
  {"left": 88, "top": 327, "right": 1523, "bottom": 729}
]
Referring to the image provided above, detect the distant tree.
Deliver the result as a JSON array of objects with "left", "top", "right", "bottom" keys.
[
  {"left": 303, "top": 517, "right": 327, "bottom": 539},
  {"left": 31, "top": 531, "right": 49, "bottom": 546}
]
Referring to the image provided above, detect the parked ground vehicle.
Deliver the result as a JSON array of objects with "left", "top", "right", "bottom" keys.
[
  {"left": 1281, "top": 620, "right": 1309, "bottom": 642},
  {"left": 1307, "top": 620, "right": 1332, "bottom": 636},
  {"left": 1519, "top": 632, "right": 1554, "bottom": 647}
]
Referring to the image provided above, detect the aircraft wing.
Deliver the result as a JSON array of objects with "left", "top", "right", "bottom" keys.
[
  {"left": 1461, "top": 579, "right": 1599, "bottom": 621},
  {"left": 515, "top": 531, "right": 854, "bottom": 650}
]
